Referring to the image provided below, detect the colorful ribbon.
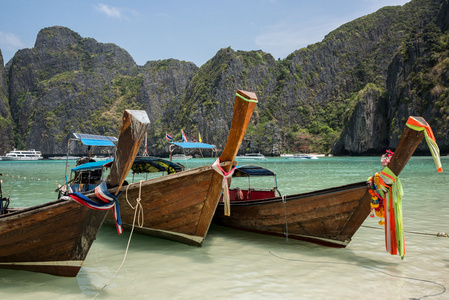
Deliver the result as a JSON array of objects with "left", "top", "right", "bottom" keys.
[
  {"left": 368, "top": 167, "right": 404, "bottom": 259},
  {"left": 62, "top": 181, "right": 123, "bottom": 234},
  {"left": 212, "top": 158, "right": 237, "bottom": 216},
  {"left": 380, "top": 167, "right": 404, "bottom": 259},
  {"left": 367, "top": 116, "right": 443, "bottom": 259},
  {"left": 406, "top": 116, "right": 442, "bottom": 172}
]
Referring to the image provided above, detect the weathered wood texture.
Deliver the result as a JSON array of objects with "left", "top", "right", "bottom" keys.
[
  {"left": 388, "top": 116, "right": 425, "bottom": 176},
  {"left": 106, "top": 90, "right": 257, "bottom": 246},
  {"left": 214, "top": 182, "right": 370, "bottom": 247},
  {"left": 213, "top": 117, "right": 428, "bottom": 247},
  {"left": 0, "top": 199, "right": 107, "bottom": 276},
  {"left": 0, "top": 109, "right": 149, "bottom": 276},
  {"left": 107, "top": 110, "right": 150, "bottom": 191}
]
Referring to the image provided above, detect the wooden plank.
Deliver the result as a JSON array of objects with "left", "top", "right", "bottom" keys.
[{"left": 219, "top": 90, "right": 258, "bottom": 170}]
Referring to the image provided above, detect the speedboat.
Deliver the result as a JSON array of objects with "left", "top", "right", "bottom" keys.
[
  {"left": 235, "top": 153, "right": 267, "bottom": 161},
  {"left": 283, "top": 153, "right": 318, "bottom": 159}
]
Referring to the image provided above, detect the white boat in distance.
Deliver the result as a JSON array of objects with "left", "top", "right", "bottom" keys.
[
  {"left": 282, "top": 153, "right": 318, "bottom": 159},
  {"left": 1, "top": 149, "right": 43, "bottom": 161},
  {"left": 171, "top": 154, "right": 193, "bottom": 161},
  {"left": 48, "top": 156, "right": 81, "bottom": 160},
  {"left": 236, "top": 153, "right": 267, "bottom": 161}
]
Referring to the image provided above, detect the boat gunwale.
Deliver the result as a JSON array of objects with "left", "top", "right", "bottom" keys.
[
  {"left": 0, "top": 198, "right": 69, "bottom": 219},
  {"left": 220, "top": 181, "right": 369, "bottom": 206},
  {"left": 114, "top": 161, "right": 235, "bottom": 193}
]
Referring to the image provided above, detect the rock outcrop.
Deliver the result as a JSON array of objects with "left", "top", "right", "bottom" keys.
[
  {"left": 0, "top": 50, "right": 14, "bottom": 154},
  {"left": 334, "top": 0, "right": 449, "bottom": 155},
  {"left": 0, "top": 0, "right": 448, "bottom": 157}
]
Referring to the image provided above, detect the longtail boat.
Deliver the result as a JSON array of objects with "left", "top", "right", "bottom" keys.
[
  {"left": 213, "top": 116, "right": 442, "bottom": 248},
  {"left": 0, "top": 110, "right": 149, "bottom": 276},
  {"left": 104, "top": 89, "right": 257, "bottom": 246}
]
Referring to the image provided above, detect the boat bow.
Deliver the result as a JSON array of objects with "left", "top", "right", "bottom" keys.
[
  {"left": 107, "top": 90, "right": 257, "bottom": 246},
  {"left": 0, "top": 109, "right": 149, "bottom": 277},
  {"left": 213, "top": 116, "right": 440, "bottom": 249}
]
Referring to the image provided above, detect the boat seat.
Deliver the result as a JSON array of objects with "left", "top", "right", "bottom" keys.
[
  {"left": 228, "top": 188, "right": 276, "bottom": 201},
  {"left": 235, "top": 188, "right": 244, "bottom": 201}
]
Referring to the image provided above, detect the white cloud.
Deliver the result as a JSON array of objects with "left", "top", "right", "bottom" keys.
[
  {"left": 94, "top": 3, "right": 122, "bottom": 18},
  {"left": 0, "top": 31, "right": 25, "bottom": 51},
  {"left": 93, "top": 3, "right": 138, "bottom": 21}
]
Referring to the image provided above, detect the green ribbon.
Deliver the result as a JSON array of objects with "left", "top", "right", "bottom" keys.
[
  {"left": 236, "top": 93, "right": 258, "bottom": 103},
  {"left": 381, "top": 166, "right": 405, "bottom": 259}
]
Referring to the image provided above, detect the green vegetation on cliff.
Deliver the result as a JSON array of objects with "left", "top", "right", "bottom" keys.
[{"left": 0, "top": 0, "right": 448, "bottom": 156}]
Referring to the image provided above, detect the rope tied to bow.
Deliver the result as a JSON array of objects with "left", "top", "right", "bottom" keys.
[
  {"left": 92, "top": 180, "right": 145, "bottom": 299},
  {"left": 125, "top": 180, "right": 144, "bottom": 228},
  {"left": 212, "top": 158, "right": 237, "bottom": 216}
]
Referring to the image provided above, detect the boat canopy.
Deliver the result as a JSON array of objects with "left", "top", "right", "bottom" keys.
[
  {"left": 234, "top": 165, "right": 275, "bottom": 177},
  {"left": 73, "top": 133, "right": 118, "bottom": 147},
  {"left": 131, "top": 156, "right": 184, "bottom": 174},
  {"left": 170, "top": 142, "right": 216, "bottom": 149},
  {"left": 71, "top": 159, "right": 114, "bottom": 172}
]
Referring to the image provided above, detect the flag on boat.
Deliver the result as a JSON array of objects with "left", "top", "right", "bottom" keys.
[
  {"left": 165, "top": 132, "right": 173, "bottom": 142},
  {"left": 199, "top": 133, "right": 202, "bottom": 143},
  {"left": 181, "top": 129, "right": 188, "bottom": 142}
]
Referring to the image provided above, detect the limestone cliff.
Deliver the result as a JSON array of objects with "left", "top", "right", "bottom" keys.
[
  {"left": 0, "top": 50, "right": 14, "bottom": 154},
  {"left": 1, "top": 0, "right": 448, "bottom": 157},
  {"left": 334, "top": 0, "right": 449, "bottom": 155}
]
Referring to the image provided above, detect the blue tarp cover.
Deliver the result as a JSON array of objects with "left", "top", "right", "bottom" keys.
[
  {"left": 234, "top": 165, "right": 275, "bottom": 177},
  {"left": 71, "top": 159, "right": 114, "bottom": 172},
  {"left": 73, "top": 133, "right": 118, "bottom": 146},
  {"left": 171, "top": 142, "right": 216, "bottom": 149}
]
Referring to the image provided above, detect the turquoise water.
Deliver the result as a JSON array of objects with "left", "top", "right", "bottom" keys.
[{"left": 0, "top": 156, "right": 448, "bottom": 299}]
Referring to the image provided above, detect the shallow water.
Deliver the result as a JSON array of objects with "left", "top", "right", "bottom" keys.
[{"left": 0, "top": 156, "right": 448, "bottom": 300}]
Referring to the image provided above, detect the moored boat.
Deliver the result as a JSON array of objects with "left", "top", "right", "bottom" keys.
[
  {"left": 104, "top": 90, "right": 257, "bottom": 246},
  {"left": 1, "top": 149, "right": 43, "bottom": 161},
  {"left": 130, "top": 156, "right": 184, "bottom": 179},
  {"left": 54, "top": 133, "right": 118, "bottom": 195},
  {"left": 0, "top": 109, "right": 149, "bottom": 276},
  {"left": 171, "top": 154, "right": 193, "bottom": 161},
  {"left": 282, "top": 153, "right": 318, "bottom": 159},
  {"left": 236, "top": 153, "right": 267, "bottom": 161},
  {"left": 213, "top": 116, "right": 442, "bottom": 248},
  {"left": 168, "top": 141, "right": 217, "bottom": 162},
  {"left": 64, "top": 159, "right": 114, "bottom": 193},
  {"left": 48, "top": 156, "right": 81, "bottom": 160}
]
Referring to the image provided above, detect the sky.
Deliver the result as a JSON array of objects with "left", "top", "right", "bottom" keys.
[{"left": 0, "top": 0, "right": 411, "bottom": 67}]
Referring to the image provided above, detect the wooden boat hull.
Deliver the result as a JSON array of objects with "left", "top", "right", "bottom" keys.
[
  {"left": 108, "top": 164, "right": 228, "bottom": 246},
  {"left": 0, "top": 109, "right": 149, "bottom": 277},
  {"left": 0, "top": 199, "right": 107, "bottom": 276},
  {"left": 213, "top": 182, "right": 371, "bottom": 248},
  {"left": 214, "top": 116, "right": 434, "bottom": 248},
  {"left": 106, "top": 90, "right": 258, "bottom": 246}
]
